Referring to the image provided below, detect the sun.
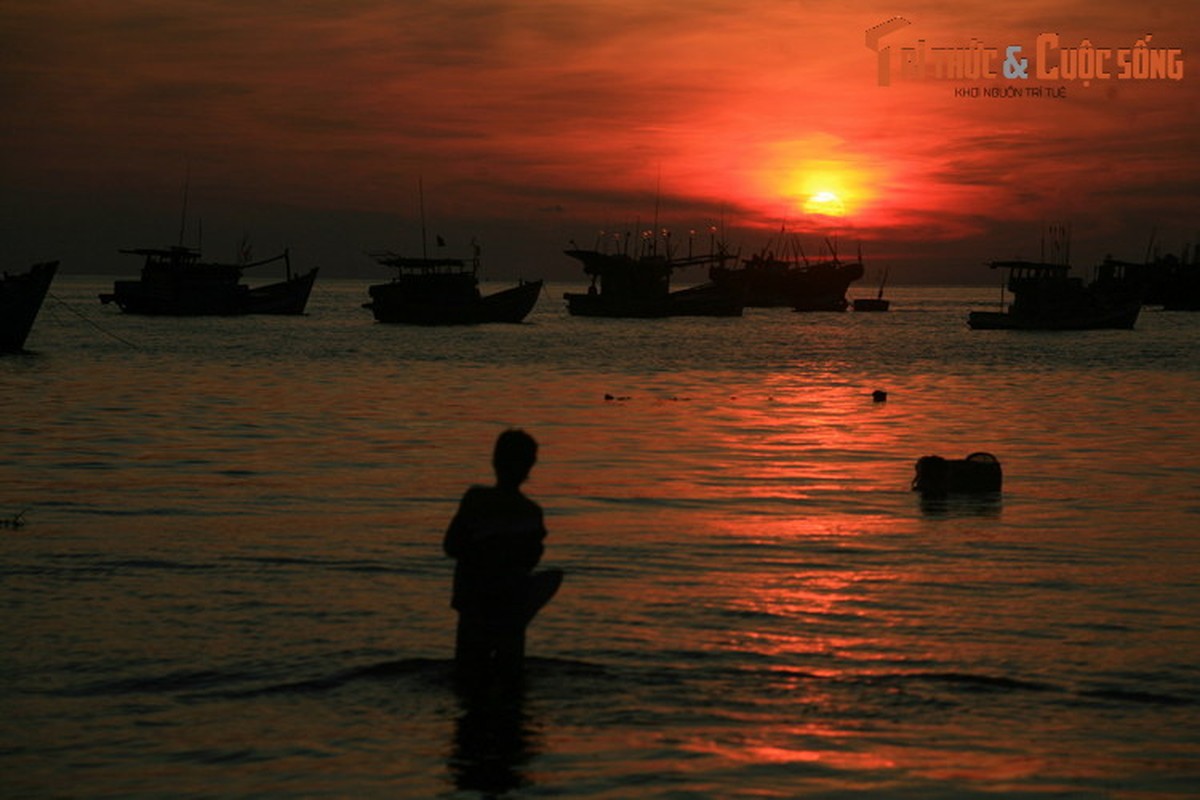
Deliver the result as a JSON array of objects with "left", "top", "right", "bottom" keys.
[
  {"left": 783, "top": 163, "right": 858, "bottom": 217},
  {"left": 804, "top": 191, "right": 844, "bottom": 216},
  {"left": 751, "top": 139, "right": 882, "bottom": 225}
]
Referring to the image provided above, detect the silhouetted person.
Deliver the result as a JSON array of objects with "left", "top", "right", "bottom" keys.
[{"left": 444, "top": 429, "right": 562, "bottom": 687}]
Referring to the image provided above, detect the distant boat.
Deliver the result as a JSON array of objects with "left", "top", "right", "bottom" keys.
[
  {"left": 99, "top": 246, "right": 317, "bottom": 316},
  {"left": 1103, "top": 246, "right": 1200, "bottom": 311},
  {"left": 709, "top": 236, "right": 864, "bottom": 311},
  {"left": 853, "top": 263, "right": 890, "bottom": 312},
  {"left": 363, "top": 245, "right": 542, "bottom": 325},
  {"left": 1, "top": 260, "right": 58, "bottom": 352},
  {"left": 967, "top": 259, "right": 1142, "bottom": 330},
  {"left": 563, "top": 244, "right": 742, "bottom": 318}
]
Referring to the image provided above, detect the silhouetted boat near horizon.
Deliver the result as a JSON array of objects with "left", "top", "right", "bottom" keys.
[
  {"left": 562, "top": 227, "right": 743, "bottom": 318},
  {"left": 562, "top": 243, "right": 743, "bottom": 318},
  {"left": 1, "top": 260, "right": 58, "bottom": 352},
  {"left": 967, "top": 259, "right": 1142, "bottom": 330},
  {"left": 1100, "top": 246, "right": 1200, "bottom": 311},
  {"left": 709, "top": 236, "right": 864, "bottom": 311},
  {"left": 99, "top": 246, "right": 317, "bottom": 316},
  {"left": 363, "top": 245, "right": 542, "bottom": 325},
  {"left": 853, "top": 264, "right": 891, "bottom": 312}
]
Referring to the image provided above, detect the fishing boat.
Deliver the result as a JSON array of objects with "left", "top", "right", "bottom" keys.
[
  {"left": 563, "top": 232, "right": 742, "bottom": 318},
  {"left": 1103, "top": 246, "right": 1200, "bottom": 311},
  {"left": 709, "top": 236, "right": 863, "bottom": 311},
  {"left": 1, "top": 260, "right": 58, "bottom": 352},
  {"left": 99, "top": 246, "right": 317, "bottom": 316},
  {"left": 853, "top": 264, "right": 891, "bottom": 312},
  {"left": 363, "top": 244, "right": 542, "bottom": 325},
  {"left": 967, "top": 259, "right": 1142, "bottom": 330}
]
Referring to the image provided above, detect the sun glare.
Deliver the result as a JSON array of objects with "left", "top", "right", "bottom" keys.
[
  {"left": 804, "top": 191, "right": 844, "bottom": 216},
  {"left": 748, "top": 139, "right": 888, "bottom": 228},
  {"left": 776, "top": 159, "right": 866, "bottom": 220}
]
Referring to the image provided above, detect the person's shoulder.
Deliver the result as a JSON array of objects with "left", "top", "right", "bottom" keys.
[
  {"left": 459, "top": 484, "right": 493, "bottom": 504},
  {"left": 519, "top": 491, "right": 543, "bottom": 511},
  {"left": 512, "top": 491, "right": 544, "bottom": 518},
  {"left": 460, "top": 485, "right": 541, "bottom": 512}
]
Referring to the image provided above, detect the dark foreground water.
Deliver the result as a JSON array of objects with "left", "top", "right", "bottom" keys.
[{"left": 3, "top": 278, "right": 1198, "bottom": 798}]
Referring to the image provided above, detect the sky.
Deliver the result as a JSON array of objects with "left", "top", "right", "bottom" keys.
[{"left": 2, "top": 0, "right": 1197, "bottom": 282}]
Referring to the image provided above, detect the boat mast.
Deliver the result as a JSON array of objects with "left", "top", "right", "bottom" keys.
[
  {"left": 418, "top": 177, "right": 428, "bottom": 260},
  {"left": 651, "top": 170, "right": 661, "bottom": 257},
  {"left": 177, "top": 167, "right": 190, "bottom": 247}
]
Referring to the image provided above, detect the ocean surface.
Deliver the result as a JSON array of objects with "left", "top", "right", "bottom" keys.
[{"left": 3, "top": 276, "right": 1198, "bottom": 799}]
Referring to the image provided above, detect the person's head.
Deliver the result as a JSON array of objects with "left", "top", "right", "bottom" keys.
[{"left": 493, "top": 428, "right": 538, "bottom": 489}]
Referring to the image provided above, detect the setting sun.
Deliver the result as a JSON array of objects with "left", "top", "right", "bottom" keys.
[
  {"left": 787, "top": 163, "right": 860, "bottom": 218},
  {"left": 804, "top": 191, "right": 844, "bottom": 217},
  {"left": 750, "top": 138, "right": 883, "bottom": 227}
]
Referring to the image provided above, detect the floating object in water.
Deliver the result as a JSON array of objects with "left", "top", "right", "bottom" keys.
[
  {"left": 912, "top": 452, "right": 1002, "bottom": 494},
  {"left": 872, "top": 390, "right": 888, "bottom": 402},
  {"left": 1, "top": 510, "right": 27, "bottom": 529}
]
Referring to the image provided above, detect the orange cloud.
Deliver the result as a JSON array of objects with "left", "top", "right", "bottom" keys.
[{"left": 1, "top": 0, "right": 1197, "bottom": 278}]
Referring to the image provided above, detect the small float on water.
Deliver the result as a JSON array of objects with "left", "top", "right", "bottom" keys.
[{"left": 912, "top": 452, "right": 1003, "bottom": 496}]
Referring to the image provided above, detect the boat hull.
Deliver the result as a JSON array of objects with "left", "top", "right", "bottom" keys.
[
  {"left": 365, "top": 279, "right": 542, "bottom": 325},
  {"left": 1, "top": 261, "right": 58, "bottom": 352},
  {"left": 852, "top": 298, "right": 891, "bottom": 312},
  {"left": 967, "top": 303, "right": 1141, "bottom": 330},
  {"left": 102, "top": 268, "right": 318, "bottom": 316},
  {"left": 564, "top": 282, "right": 742, "bottom": 318},
  {"left": 710, "top": 260, "right": 863, "bottom": 311}
]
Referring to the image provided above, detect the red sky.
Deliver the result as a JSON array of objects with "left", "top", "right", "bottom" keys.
[{"left": 2, "top": 0, "right": 1197, "bottom": 281}]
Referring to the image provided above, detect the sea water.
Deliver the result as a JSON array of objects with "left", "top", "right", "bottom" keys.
[{"left": 3, "top": 277, "right": 1198, "bottom": 798}]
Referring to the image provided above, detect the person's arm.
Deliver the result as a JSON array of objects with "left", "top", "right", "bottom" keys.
[
  {"left": 514, "top": 503, "right": 547, "bottom": 571},
  {"left": 443, "top": 488, "right": 479, "bottom": 558}
]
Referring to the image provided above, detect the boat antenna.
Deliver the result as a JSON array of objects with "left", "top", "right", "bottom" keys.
[
  {"left": 177, "top": 166, "right": 191, "bottom": 247},
  {"left": 1143, "top": 227, "right": 1157, "bottom": 263},
  {"left": 652, "top": 201, "right": 662, "bottom": 257},
  {"left": 652, "top": 175, "right": 661, "bottom": 257},
  {"left": 418, "top": 177, "right": 428, "bottom": 260}
]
